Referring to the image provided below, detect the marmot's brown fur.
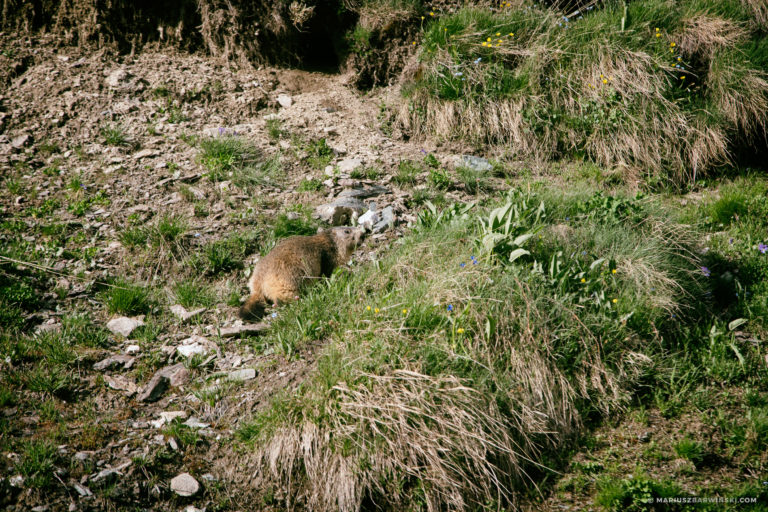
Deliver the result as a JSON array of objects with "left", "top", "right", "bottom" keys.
[{"left": 239, "top": 227, "right": 364, "bottom": 320}]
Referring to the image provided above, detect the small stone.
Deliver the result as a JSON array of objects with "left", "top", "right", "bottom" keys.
[
  {"left": 183, "top": 417, "right": 210, "bottom": 429},
  {"left": 93, "top": 354, "right": 135, "bottom": 371},
  {"left": 168, "top": 438, "right": 178, "bottom": 451},
  {"left": 457, "top": 155, "right": 492, "bottom": 172},
  {"left": 11, "top": 134, "right": 31, "bottom": 148},
  {"left": 337, "top": 158, "right": 363, "bottom": 173},
  {"left": 159, "top": 410, "right": 188, "bottom": 423},
  {"left": 177, "top": 335, "right": 212, "bottom": 358},
  {"left": 276, "top": 94, "right": 293, "bottom": 108},
  {"left": 125, "top": 344, "right": 141, "bottom": 354},
  {"left": 31, "top": 506, "right": 49, "bottom": 512},
  {"left": 227, "top": 368, "right": 256, "bottom": 381},
  {"left": 170, "top": 473, "right": 200, "bottom": 497},
  {"left": 35, "top": 320, "right": 62, "bottom": 335},
  {"left": 103, "top": 375, "right": 138, "bottom": 395},
  {"left": 638, "top": 431, "right": 652, "bottom": 443},
  {"left": 216, "top": 323, "right": 269, "bottom": 338},
  {"left": 170, "top": 305, "right": 206, "bottom": 323},
  {"left": 184, "top": 506, "right": 203, "bottom": 512},
  {"left": 73, "top": 483, "right": 93, "bottom": 496},
  {"left": 107, "top": 317, "right": 145, "bottom": 337},
  {"left": 133, "top": 148, "right": 158, "bottom": 160},
  {"left": 74, "top": 451, "right": 93, "bottom": 462},
  {"left": 9, "top": 475, "right": 23, "bottom": 487},
  {"left": 105, "top": 69, "right": 131, "bottom": 88},
  {"left": 357, "top": 209, "right": 381, "bottom": 231},
  {"left": 372, "top": 206, "right": 395, "bottom": 233}
]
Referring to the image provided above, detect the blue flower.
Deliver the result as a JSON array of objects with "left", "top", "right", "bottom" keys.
[
  {"left": 759, "top": 243, "right": 768, "bottom": 254},
  {"left": 460, "top": 262, "right": 466, "bottom": 268},
  {"left": 447, "top": 304, "right": 454, "bottom": 312},
  {"left": 453, "top": 72, "right": 463, "bottom": 77},
  {"left": 271, "top": 312, "right": 277, "bottom": 318},
  {"left": 701, "top": 266, "right": 711, "bottom": 277},
  {"left": 473, "top": 57, "right": 482, "bottom": 64},
  {"left": 729, "top": 238, "right": 734, "bottom": 244}
]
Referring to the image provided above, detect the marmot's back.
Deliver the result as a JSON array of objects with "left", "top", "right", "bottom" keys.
[{"left": 239, "top": 227, "right": 363, "bottom": 319}]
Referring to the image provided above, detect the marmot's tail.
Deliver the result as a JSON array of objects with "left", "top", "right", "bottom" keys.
[{"left": 239, "top": 290, "right": 266, "bottom": 320}]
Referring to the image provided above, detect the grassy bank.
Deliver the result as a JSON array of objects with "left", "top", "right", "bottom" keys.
[
  {"left": 237, "top": 177, "right": 768, "bottom": 510},
  {"left": 396, "top": 0, "right": 768, "bottom": 185}
]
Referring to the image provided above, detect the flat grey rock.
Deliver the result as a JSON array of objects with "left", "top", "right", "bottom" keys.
[
  {"left": 337, "top": 185, "right": 389, "bottom": 199},
  {"left": 103, "top": 375, "right": 138, "bottom": 395},
  {"left": 216, "top": 323, "right": 269, "bottom": 338},
  {"left": 372, "top": 206, "right": 395, "bottom": 233}
]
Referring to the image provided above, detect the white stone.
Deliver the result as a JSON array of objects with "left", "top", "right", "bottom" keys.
[
  {"left": 276, "top": 94, "right": 293, "bottom": 108},
  {"left": 227, "top": 368, "right": 256, "bottom": 381},
  {"left": 107, "top": 317, "right": 144, "bottom": 337},
  {"left": 170, "top": 473, "right": 200, "bottom": 497},
  {"left": 337, "top": 158, "right": 364, "bottom": 173}
]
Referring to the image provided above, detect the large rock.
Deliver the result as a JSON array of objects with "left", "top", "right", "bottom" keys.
[
  {"left": 138, "top": 363, "right": 190, "bottom": 402},
  {"left": 170, "top": 473, "right": 200, "bottom": 497},
  {"left": 107, "top": 317, "right": 144, "bottom": 337}
]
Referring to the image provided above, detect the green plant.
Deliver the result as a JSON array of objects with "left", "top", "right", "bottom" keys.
[
  {"left": 305, "top": 138, "right": 334, "bottom": 169},
  {"left": 173, "top": 279, "right": 217, "bottom": 308},
  {"left": 297, "top": 177, "right": 324, "bottom": 192},
  {"left": 101, "top": 124, "right": 130, "bottom": 146},
  {"left": 673, "top": 438, "right": 704, "bottom": 466},
  {"left": 393, "top": 160, "right": 420, "bottom": 187},
  {"left": 103, "top": 281, "right": 151, "bottom": 315},
  {"left": 266, "top": 118, "right": 284, "bottom": 140},
  {"left": 16, "top": 440, "right": 59, "bottom": 487},
  {"left": 428, "top": 167, "right": 452, "bottom": 190}
]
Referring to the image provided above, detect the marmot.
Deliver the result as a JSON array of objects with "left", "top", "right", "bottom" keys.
[{"left": 239, "top": 227, "right": 364, "bottom": 320}]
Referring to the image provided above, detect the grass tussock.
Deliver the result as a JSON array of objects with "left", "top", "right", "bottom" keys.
[
  {"left": 397, "top": 0, "right": 768, "bottom": 185},
  {"left": 237, "top": 185, "right": 720, "bottom": 510}
]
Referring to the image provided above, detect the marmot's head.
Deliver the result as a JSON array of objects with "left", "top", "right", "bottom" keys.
[{"left": 329, "top": 226, "right": 364, "bottom": 259}]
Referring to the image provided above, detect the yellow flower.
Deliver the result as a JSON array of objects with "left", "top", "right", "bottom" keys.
[
  {"left": 457, "top": 328, "right": 465, "bottom": 334},
  {"left": 481, "top": 42, "right": 487, "bottom": 47},
  {"left": 402, "top": 308, "right": 408, "bottom": 315},
  {"left": 374, "top": 308, "right": 380, "bottom": 313},
  {"left": 656, "top": 33, "right": 661, "bottom": 38},
  {"left": 677, "top": 56, "right": 682, "bottom": 61},
  {"left": 366, "top": 306, "right": 371, "bottom": 311},
  {"left": 421, "top": 16, "right": 424, "bottom": 20},
  {"left": 612, "top": 269, "right": 617, "bottom": 274},
  {"left": 581, "top": 278, "right": 586, "bottom": 283},
  {"left": 496, "top": 32, "right": 501, "bottom": 36},
  {"left": 497, "top": 39, "right": 503, "bottom": 43},
  {"left": 612, "top": 298, "right": 618, "bottom": 303},
  {"left": 681, "top": 75, "right": 686, "bottom": 79},
  {"left": 509, "top": 32, "right": 514, "bottom": 37},
  {"left": 430, "top": 11, "right": 434, "bottom": 16},
  {"left": 487, "top": 37, "right": 492, "bottom": 42},
  {"left": 412, "top": 41, "right": 416, "bottom": 45},
  {"left": 670, "top": 42, "right": 676, "bottom": 47},
  {"left": 602, "top": 79, "right": 608, "bottom": 84},
  {"left": 655, "top": 27, "right": 660, "bottom": 32}
]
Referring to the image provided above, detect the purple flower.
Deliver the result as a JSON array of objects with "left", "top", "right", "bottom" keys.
[
  {"left": 701, "top": 266, "right": 711, "bottom": 277},
  {"left": 460, "top": 262, "right": 466, "bottom": 268},
  {"left": 729, "top": 238, "right": 734, "bottom": 245},
  {"left": 759, "top": 243, "right": 768, "bottom": 254},
  {"left": 218, "top": 127, "right": 225, "bottom": 136}
]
